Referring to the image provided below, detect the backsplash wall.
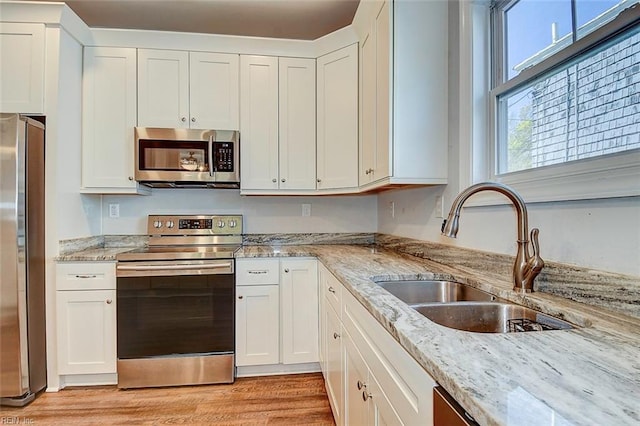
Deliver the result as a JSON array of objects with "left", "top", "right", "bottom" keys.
[
  {"left": 101, "top": 189, "right": 378, "bottom": 235},
  {"left": 377, "top": 186, "right": 640, "bottom": 277}
]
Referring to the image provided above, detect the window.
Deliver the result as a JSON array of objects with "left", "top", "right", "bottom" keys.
[{"left": 487, "top": 0, "right": 640, "bottom": 201}]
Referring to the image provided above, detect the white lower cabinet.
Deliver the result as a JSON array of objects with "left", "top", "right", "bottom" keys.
[
  {"left": 235, "top": 284, "right": 280, "bottom": 366},
  {"left": 319, "top": 262, "right": 436, "bottom": 425},
  {"left": 344, "top": 333, "right": 371, "bottom": 425},
  {"left": 56, "top": 262, "right": 117, "bottom": 383},
  {"left": 235, "top": 258, "right": 319, "bottom": 374},
  {"left": 281, "top": 258, "right": 318, "bottom": 364},
  {"left": 324, "top": 302, "right": 345, "bottom": 425}
]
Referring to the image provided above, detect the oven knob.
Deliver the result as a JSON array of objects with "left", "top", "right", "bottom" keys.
[
  {"left": 166, "top": 220, "right": 175, "bottom": 228},
  {"left": 217, "top": 220, "right": 226, "bottom": 228},
  {"left": 153, "top": 220, "right": 163, "bottom": 228},
  {"left": 229, "top": 220, "right": 237, "bottom": 228}
]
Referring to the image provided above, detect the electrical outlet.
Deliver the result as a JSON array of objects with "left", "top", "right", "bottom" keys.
[
  {"left": 109, "top": 203, "right": 120, "bottom": 218},
  {"left": 302, "top": 203, "right": 311, "bottom": 217},
  {"left": 389, "top": 201, "right": 395, "bottom": 218},
  {"left": 435, "top": 196, "right": 444, "bottom": 219}
]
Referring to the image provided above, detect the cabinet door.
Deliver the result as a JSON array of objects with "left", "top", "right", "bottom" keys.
[
  {"left": 359, "top": 30, "right": 376, "bottom": 185},
  {"left": 318, "top": 268, "right": 327, "bottom": 373},
  {"left": 0, "top": 23, "right": 44, "bottom": 113},
  {"left": 316, "top": 44, "right": 359, "bottom": 190},
  {"left": 369, "top": 372, "right": 403, "bottom": 426},
  {"left": 279, "top": 57, "right": 317, "bottom": 190},
  {"left": 82, "top": 47, "right": 139, "bottom": 191},
  {"left": 374, "top": 1, "right": 391, "bottom": 181},
  {"left": 281, "top": 259, "right": 318, "bottom": 364},
  {"left": 190, "top": 52, "right": 239, "bottom": 130},
  {"left": 344, "top": 332, "right": 372, "bottom": 426},
  {"left": 325, "top": 303, "right": 344, "bottom": 426},
  {"left": 57, "top": 290, "right": 116, "bottom": 375},
  {"left": 138, "top": 49, "right": 189, "bottom": 128},
  {"left": 240, "top": 55, "right": 279, "bottom": 190},
  {"left": 235, "top": 284, "right": 279, "bottom": 366},
  {"left": 359, "top": 1, "right": 391, "bottom": 186}
]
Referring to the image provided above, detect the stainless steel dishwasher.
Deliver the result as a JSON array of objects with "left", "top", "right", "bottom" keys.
[{"left": 434, "top": 386, "right": 479, "bottom": 426}]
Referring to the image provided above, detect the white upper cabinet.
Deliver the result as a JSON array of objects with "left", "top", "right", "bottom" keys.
[
  {"left": 240, "top": 55, "right": 279, "bottom": 190},
  {"left": 82, "top": 47, "right": 147, "bottom": 194},
  {"left": 354, "top": 0, "right": 448, "bottom": 190},
  {"left": 138, "top": 49, "right": 189, "bottom": 128},
  {"left": 278, "top": 57, "right": 317, "bottom": 190},
  {"left": 0, "top": 23, "right": 45, "bottom": 113},
  {"left": 360, "top": 1, "right": 391, "bottom": 186},
  {"left": 240, "top": 55, "right": 317, "bottom": 192},
  {"left": 138, "top": 49, "right": 239, "bottom": 129},
  {"left": 360, "top": 29, "right": 377, "bottom": 185},
  {"left": 189, "top": 52, "right": 240, "bottom": 130},
  {"left": 316, "top": 44, "right": 359, "bottom": 191}
]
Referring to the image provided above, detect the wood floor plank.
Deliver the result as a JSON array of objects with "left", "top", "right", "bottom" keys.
[{"left": 0, "top": 373, "right": 335, "bottom": 425}]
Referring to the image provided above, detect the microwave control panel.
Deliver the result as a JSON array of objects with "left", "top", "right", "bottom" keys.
[{"left": 213, "top": 142, "right": 234, "bottom": 172}]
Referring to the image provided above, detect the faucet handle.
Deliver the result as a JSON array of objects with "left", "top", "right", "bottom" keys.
[{"left": 528, "top": 228, "right": 544, "bottom": 273}]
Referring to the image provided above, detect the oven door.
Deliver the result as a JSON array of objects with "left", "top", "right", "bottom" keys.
[{"left": 116, "top": 260, "right": 234, "bottom": 360}]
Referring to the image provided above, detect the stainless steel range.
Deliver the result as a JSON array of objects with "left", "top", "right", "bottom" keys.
[{"left": 115, "top": 214, "right": 242, "bottom": 389}]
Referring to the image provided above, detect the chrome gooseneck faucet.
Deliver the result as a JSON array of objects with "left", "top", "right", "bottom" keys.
[{"left": 441, "top": 182, "right": 544, "bottom": 293}]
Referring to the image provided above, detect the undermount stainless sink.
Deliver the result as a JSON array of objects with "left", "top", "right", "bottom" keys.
[
  {"left": 376, "top": 280, "right": 501, "bottom": 304},
  {"left": 376, "top": 280, "right": 573, "bottom": 333},
  {"left": 412, "top": 302, "right": 573, "bottom": 333}
]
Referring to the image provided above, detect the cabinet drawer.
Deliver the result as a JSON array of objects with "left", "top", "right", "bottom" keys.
[
  {"left": 322, "top": 267, "right": 342, "bottom": 315},
  {"left": 56, "top": 262, "right": 116, "bottom": 290},
  {"left": 236, "top": 259, "right": 280, "bottom": 285}
]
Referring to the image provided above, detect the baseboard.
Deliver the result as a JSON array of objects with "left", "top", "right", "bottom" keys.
[
  {"left": 235, "top": 362, "right": 321, "bottom": 378},
  {"left": 58, "top": 373, "right": 117, "bottom": 389}
]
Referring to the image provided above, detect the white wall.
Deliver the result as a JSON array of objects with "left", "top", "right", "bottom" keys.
[
  {"left": 377, "top": 186, "right": 640, "bottom": 277},
  {"left": 377, "top": 0, "right": 640, "bottom": 278},
  {"left": 101, "top": 190, "right": 377, "bottom": 235}
]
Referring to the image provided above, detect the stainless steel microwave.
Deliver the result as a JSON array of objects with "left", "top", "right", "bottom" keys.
[{"left": 134, "top": 127, "right": 239, "bottom": 188}]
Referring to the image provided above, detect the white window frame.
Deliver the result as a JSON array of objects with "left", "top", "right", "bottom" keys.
[{"left": 462, "top": 0, "right": 640, "bottom": 206}]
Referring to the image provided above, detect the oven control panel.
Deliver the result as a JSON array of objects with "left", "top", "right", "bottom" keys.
[{"left": 148, "top": 215, "right": 243, "bottom": 236}]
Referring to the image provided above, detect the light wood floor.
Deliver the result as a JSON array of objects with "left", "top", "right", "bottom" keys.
[{"left": 0, "top": 373, "right": 335, "bottom": 425}]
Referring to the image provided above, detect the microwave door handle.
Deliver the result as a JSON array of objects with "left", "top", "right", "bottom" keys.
[{"left": 208, "top": 136, "right": 215, "bottom": 178}]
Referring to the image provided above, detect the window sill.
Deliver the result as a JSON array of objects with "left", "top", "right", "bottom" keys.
[{"left": 465, "top": 149, "right": 640, "bottom": 207}]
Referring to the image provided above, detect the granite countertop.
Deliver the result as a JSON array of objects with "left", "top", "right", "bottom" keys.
[
  {"left": 59, "top": 239, "right": 639, "bottom": 425},
  {"left": 235, "top": 244, "right": 640, "bottom": 426}
]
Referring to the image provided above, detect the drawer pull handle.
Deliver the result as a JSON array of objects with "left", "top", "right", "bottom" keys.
[
  {"left": 357, "top": 380, "right": 365, "bottom": 390},
  {"left": 362, "top": 391, "right": 372, "bottom": 401},
  {"left": 333, "top": 332, "right": 340, "bottom": 339},
  {"left": 238, "top": 296, "right": 244, "bottom": 300},
  {"left": 284, "top": 268, "right": 289, "bottom": 273},
  {"left": 106, "top": 299, "right": 112, "bottom": 304},
  {"left": 328, "top": 286, "right": 335, "bottom": 294},
  {"left": 248, "top": 270, "right": 268, "bottom": 274},
  {"left": 75, "top": 274, "right": 97, "bottom": 279}
]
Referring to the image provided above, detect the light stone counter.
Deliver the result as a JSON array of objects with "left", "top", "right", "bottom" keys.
[
  {"left": 59, "top": 233, "right": 639, "bottom": 425},
  {"left": 236, "top": 244, "right": 640, "bottom": 426}
]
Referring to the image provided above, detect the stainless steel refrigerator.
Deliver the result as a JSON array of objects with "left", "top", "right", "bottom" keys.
[{"left": 0, "top": 113, "right": 47, "bottom": 406}]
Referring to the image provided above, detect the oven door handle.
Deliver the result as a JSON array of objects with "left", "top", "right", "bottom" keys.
[{"left": 117, "top": 262, "right": 232, "bottom": 272}]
